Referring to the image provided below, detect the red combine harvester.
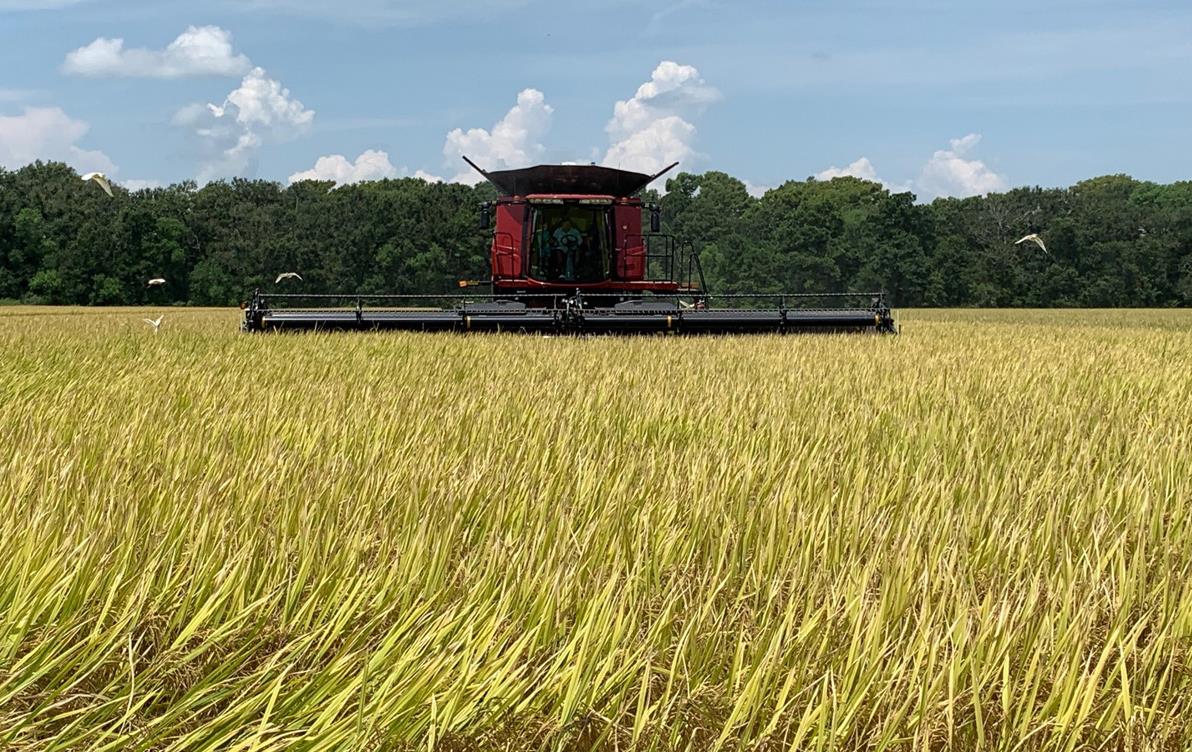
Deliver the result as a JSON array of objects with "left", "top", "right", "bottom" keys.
[{"left": 242, "top": 158, "right": 896, "bottom": 334}]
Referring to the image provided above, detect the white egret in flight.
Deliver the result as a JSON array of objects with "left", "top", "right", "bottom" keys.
[
  {"left": 1014, "top": 234, "right": 1048, "bottom": 255},
  {"left": 81, "top": 172, "right": 114, "bottom": 197}
]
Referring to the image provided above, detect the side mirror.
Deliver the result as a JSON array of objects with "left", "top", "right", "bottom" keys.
[
  {"left": 479, "top": 203, "right": 491, "bottom": 230},
  {"left": 649, "top": 205, "right": 661, "bottom": 233}
]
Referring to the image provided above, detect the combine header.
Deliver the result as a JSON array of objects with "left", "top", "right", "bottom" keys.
[{"left": 242, "top": 159, "right": 896, "bottom": 335}]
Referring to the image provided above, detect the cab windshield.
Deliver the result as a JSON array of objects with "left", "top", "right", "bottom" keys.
[{"left": 528, "top": 204, "right": 611, "bottom": 283}]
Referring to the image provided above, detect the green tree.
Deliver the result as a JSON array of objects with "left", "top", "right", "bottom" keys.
[{"left": 0, "top": 161, "right": 1188, "bottom": 310}]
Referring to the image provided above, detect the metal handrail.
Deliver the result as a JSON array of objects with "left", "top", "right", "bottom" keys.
[
  {"left": 617, "top": 232, "right": 713, "bottom": 292},
  {"left": 491, "top": 231, "right": 518, "bottom": 279}
]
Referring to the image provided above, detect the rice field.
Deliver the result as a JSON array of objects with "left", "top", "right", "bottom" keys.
[{"left": 1, "top": 307, "right": 1191, "bottom": 751}]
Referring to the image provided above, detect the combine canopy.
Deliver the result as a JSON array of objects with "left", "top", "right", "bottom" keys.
[{"left": 469, "top": 158, "right": 677, "bottom": 197}]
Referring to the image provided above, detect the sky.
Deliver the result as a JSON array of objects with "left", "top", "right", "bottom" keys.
[{"left": 2, "top": 0, "right": 1191, "bottom": 198}]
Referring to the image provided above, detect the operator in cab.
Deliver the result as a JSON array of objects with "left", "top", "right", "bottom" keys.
[{"left": 552, "top": 219, "right": 583, "bottom": 281}]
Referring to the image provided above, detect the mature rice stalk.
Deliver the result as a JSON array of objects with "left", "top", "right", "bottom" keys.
[{"left": 0, "top": 307, "right": 1189, "bottom": 750}]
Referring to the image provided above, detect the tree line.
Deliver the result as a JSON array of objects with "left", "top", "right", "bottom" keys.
[{"left": 2, "top": 161, "right": 1190, "bottom": 307}]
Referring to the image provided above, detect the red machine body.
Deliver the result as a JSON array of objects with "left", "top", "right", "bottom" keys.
[
  {"left": 488, "top": 194, "right": 678, "bottom": 294},
  {"left": 470, "top": 159, "right": 694, "bottom": 301}
]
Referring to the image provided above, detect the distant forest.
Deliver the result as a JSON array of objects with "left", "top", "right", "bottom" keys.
[{"left": 2, "top": 161, "right": 1191, "bottom": 307}]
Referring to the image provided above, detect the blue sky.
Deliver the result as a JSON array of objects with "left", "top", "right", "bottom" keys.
[{"left": 2, "top": 0, "right": 1190, "bottom": 197}]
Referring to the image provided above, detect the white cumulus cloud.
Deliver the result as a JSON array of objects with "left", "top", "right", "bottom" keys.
[
  {"left": 814, "top": 156, "right": 911, "bottom": 192},
  {"left": 0, "top": 106, "right": 116, "bottom": 174},
  {"left": 604, "top": 116, "right": 696, "bottom": 176},
  {"left": 289, "top": 150, "right": 445, "bottom": 185},
  {"left": 603, "top": 61, "right": 719, "bottom": 180},
  {"left": 63, "top": 25, "right": 252, "bottom": 78},
  {"left": 175, "top": 67, "right": 314, "bottom": 182},
  {"left": 442, "top": 88, "right": 553, "bottom": 184},
  {"left": 289, "top": 149, "right": 397, "bottom": 184},
  {"left": 816, "top": 156, "right": 881, "bottom": 183},
  {"left": 915, "top": 134, "right": 1007, "bottom": 199},
  {"left": 814, "top": 136, "right": 1004, "bottom": 199},
  {"left": 606, "top": 61, "right": 718, "bottom": 141}
]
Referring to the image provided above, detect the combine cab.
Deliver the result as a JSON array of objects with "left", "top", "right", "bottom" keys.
[{"left": 242, "top": 158, "right": 896, "bottom": 334}]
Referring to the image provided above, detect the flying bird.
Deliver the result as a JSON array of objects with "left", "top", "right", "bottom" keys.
[
  {"left": 1014, "top": 234, "right": 1048, "bottom": 254},
  {"left": 143, "top": 315, "right": 163, "bottom": 333},
  {"left": 147, "top": 278, "right": 166, "bottom": 287},
  {"left": 275, "top": 272, "right": 303, "bottom": 283},
  {"left": 81, "top": 172, "right": 114, "bottom": 198}
]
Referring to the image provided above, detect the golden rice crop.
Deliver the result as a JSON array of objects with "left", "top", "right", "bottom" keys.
[{"left": 1, "top": 307, "right": 1190, "bottom": 751}]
